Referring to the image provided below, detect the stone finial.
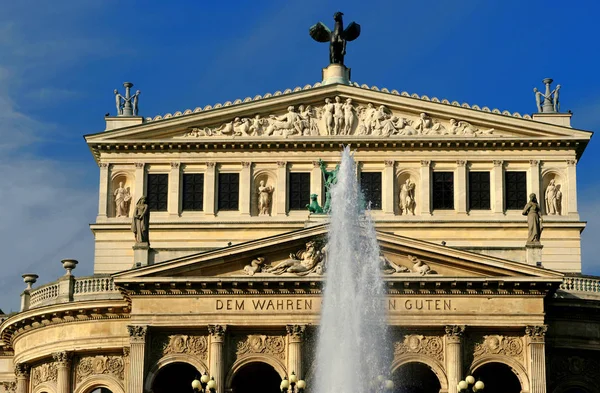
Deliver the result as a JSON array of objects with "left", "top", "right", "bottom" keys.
[
  {"left": 114, "top": 82, "right": 140, "bottom": 117},
  {"left": 61, "top": 259, "right": 78, "bottom": 276},
  {"left": 533, "top": 78, "right": 561, "bottom": 113},
  {"left": 22, "top": 274, "right": 38, "bottom": 290}
]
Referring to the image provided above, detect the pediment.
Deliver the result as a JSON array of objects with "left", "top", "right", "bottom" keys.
[
  {"left": 86, "top": 84, "right": 592, "bottom": 147},
  {"left": 112, "top": 224, "right": 563, "bottom": 284}
]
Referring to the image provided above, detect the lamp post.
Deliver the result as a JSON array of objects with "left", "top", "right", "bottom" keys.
[
  {"left": 458, "top": 375, "right": 484, "bottom": 392},
  {"left": 280, "top": 372, "right": 306, "bottom": 393},
  {"left": 192, "top": 372, "right": 217, "bottom": 393}
]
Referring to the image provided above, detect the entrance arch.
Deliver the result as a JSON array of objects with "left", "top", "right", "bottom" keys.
[
  {"left": 392, "top": 362, "right": 442, "bottom": 393},
  {"left": 472, "top": 362, "right": 521, "bottom": 393},
  {"left": 230, "top": 362, "right": 282, "bottom": 393},
  {"left": 151, "top": 362, "right": 199, "bottom": 393}
]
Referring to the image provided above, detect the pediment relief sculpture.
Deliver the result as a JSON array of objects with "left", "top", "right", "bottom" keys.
[{"left": 180, "top": 97, "right": 499, "bottom": 139}]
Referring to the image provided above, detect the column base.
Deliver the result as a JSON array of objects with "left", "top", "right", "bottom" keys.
[{"left": 525, "top": 243, "right": 543, "bottom": 266}]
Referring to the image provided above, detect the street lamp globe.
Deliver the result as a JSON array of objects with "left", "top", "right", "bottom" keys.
[
  {"left": 191, "top": 379, "right": 201, "bottom": 390},
  {"left": 201, "top": 373, "right": 210, "bottom": 384},
  {"left": 475, "top": 380, "right": 485, "bottom": 390},
  {"left": 297, "top": 380, "right": 306, "bottom": 390},
  {"left": 207, "top": 377, "right": 217, "bottom": 391},
  {"left": 458, "top": 380, "right": 468, "bottom": 390},
  {"left": 290, "top": 372, "right": 298, "bottom": 384},
  {"left": 280, "top": 377, "right": 290, "bottom": 391},
  {"left": 384, "top": 380, "right": 394, "bottom": 390},
  {"left": 466, "top": 375, "right": 475, "bottom": 385}
]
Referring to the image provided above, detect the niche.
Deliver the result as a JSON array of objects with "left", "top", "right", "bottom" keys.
[
  {"left": 252, "top": 171, "right": 277, "bottom": 216},
  {"left": 542, "top": 171, "right": 566, "bottom": 216},
  {"left": 396, "top": 171, "right": 418, "bottom": 216},
  {"left": 110, "top": 173, "right": 134, "bottom": 218}
]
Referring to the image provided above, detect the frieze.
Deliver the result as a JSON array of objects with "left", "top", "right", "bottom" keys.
[
  {"left": 31, "top": 363, "right": 58, "bottom": 386},
  {"left": 394, "top": 334, "right": 444, "bottom": 362},
  {"left": 75, "top": 355, "right": 124, "bottom": 384},
  {"left": 236, "top": 335, "right": 286, "bottom": 361},
  {"left": 473, "top": 335, "right": 523, "bottom": 360},
  {"left": 180, "top": 98, "right": 499, "bottom": 139}
]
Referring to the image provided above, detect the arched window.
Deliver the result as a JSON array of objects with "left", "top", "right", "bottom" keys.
[{"left": 90, "top": 388, "right": 113, "bottom": 393}]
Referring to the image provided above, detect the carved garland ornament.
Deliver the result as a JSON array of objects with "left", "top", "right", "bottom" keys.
[
  {"left": 236, "top": 335, "right": 286, "bottom": 361},
  {"left": 75, "top": 355, "right": 124, "bottom": 384},
  {"left": 31, "top": 363, "right": 58, "bottom": 386},
  {"left": 150, "top": 334, "right": 209, "bottom": 361},
  {"left": 181, "top": 98, "right": 497, "bottom": 139},
  {"left": 394, "top": 334, "right": 444, "bottom": 362},
  {"left": 473, "top": 335, "right": 524, "bottom": 360},
  {"left": 0, "top": 382, "right": 16, "bottom": 393}
]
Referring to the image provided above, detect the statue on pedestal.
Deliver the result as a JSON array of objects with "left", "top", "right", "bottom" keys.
[
  {"left": 114, "top": 182, "right": 132, "bottom": 217},
  {"left": 533, "top": 78, "right": 560, "bottom": 113},
  {"left": 257, "top": 180, "right": 274, "bottom": 216},
  {"left": 309, "top": 12, "right": 361, "bottom": 66},
  {"left": 113, "top": 82, "right": 140, "bottom": 117},
  {"left": 522, "top": 193, "right": 543, "bottom": 244},
  {"left": 399, "top": 179, "right": 416, "bottom": 215},
  {"left": 318, "top": 159, "right": 340, "bottom": 214},
  {"left": 132, "top": 196, "right": 150, "bottom": 244}
]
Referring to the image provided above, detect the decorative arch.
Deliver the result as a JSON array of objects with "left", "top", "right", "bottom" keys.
[
  {"left": 32, "top": 381, "right": 56, "bottom": 393},
  {"left": 252, "top": 169, "right": 277, "bottom": 216},
  {"left": 73, "top": 374, "right": 125, "bottom": 393},
  {"left": 395, "top": 169, "right": 419, "bottom": 216},
  {"left": 552, "top": 379, "right": 597, "bottom": 393},
  {"left": 470, "top": 355, "right": 530, "bottom": 393},
  {"left": 540, "top": 168, "right": 567, "bottom": 215},
  {"left": 391, "top": 354, "right": 448, "bottom": 392},
  {"left": 144, "top": 354, "right": 207, "bottom": 392},
  {"left": 225, "top": 355, "right": 287, "bottom": 389}
]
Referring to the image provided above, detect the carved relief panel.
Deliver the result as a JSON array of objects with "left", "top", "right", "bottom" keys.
[
  {"left": 547, "top": 349, "right": 600, "bottom": 393},
  {"left": 394, "top": 334, "right": 444, "bottom": 363},
  {"left": 149, "top": 333, "right": 209, "bottom": 365},
  {"left": 465, "top": 334, "right": 524, "bottom": 367},
  {"left": 228, "top": 333, "right": 287, "bottom": 371},
  {"left": 31, "top": 362, "right": 58, "bottom": 387},
  {"left": 252, "top": 171, "right": 276, "bottom": 217},
  {"left": 110, "top": 171, "right": 134, "bottom": 218},
  {"left": 75, "top": 355, "right": 125, "bottom": 385}
]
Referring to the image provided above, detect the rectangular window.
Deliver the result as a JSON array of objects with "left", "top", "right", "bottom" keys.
[
  {"left": 146, "top": 174, "right": 168, "bottom": 211},
  {"left": 289, "top": 173, "right": 311, "bottom": 210},
  {"left": 505, "top": 171, "right": 527, "bottom": 210},
  {"left": 182, "top": 174, "right": 204, "bottom": 211},
  {"left": 360, "top": 172, "right": 382, "bottom": 210},
  {"left": 218, "top": 173, "right": 239, "bottom": 211},
  {"left": 432, "top": 172, "right": 454, "bottom": 210},
  {"left": 468, "top": 172, "right": 491, "bottom": 210}
]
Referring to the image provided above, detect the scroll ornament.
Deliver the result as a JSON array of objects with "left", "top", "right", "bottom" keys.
[
  {"left": 75, "top": 355, "right": 124, "bottom": 383},
  {"left": 473, "top": 335, "right": 524, "bottom": 360},
  {"left": 236, "top": 335, "right": 286, "bottom": 361},
  {"left": 150, "top": 334, "right": 208, "bottom": 360},
  {"left": 394, "top": 334, "right": 444, "bottom": 362}
]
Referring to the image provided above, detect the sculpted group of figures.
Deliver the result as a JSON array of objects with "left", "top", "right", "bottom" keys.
[
  {"left": 242, "top": 240, "right": 434, "bottom": 276},
  {"left": 183, "top": 97, "right": 495, "bottom": 139}
]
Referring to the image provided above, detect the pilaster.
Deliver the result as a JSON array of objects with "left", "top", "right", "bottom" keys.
[
  {"left": 566, "top": 159, "right": 578, "bottom": 215},
  {"left": 204, "top": 162, "right": 216, "bottom": 215},
  {"left": 286, "top": 325, "right": 306, "bottom": 380},
  {"left": 127, "top": 325, "right": 147, "bottom": 393},
  {"left": 492, "top": 160, "right": 504, "bottom": 214},
  {"left": 123, "top": 347, "right": 131, "bottom": 392},
  {"left": 455, "top": 160, "right": 467, "bottom": 214},
  {"left": 133, "top": 163, "right": 146, "bottom": 207},
  {"left": 14, "top": 364, "right": 29, "bottom": 393},
  {"left": 311, "top": 161, "right": 323, "bottom": 207},
  {"left": 276, "top": 161, "right": 288, "bottom": 216},
  {"left": 168, "top": 162, "right": 181, "bottom": 217},
  {"left": 98, "top": 163, "right": 110, "bottom": 218},
  {"left": 240, "top": 162, "right": 252, "bottom": 216},
  {"left": 526, "top": 325, "right": 548, "bottom": 393},
  {"left": 420, "top": 160, "right": 431, "bottom": 215},
  {"left": 383, "top": 160, "right": 395, "bottom": 214},
  {"left": 52, "top": 351, "right": 72, "bottom": 393},
  {"left": 445, "top": 325, "right": 465, "bottom": 393},
  {"left": 529, "top": 160, "right": 541, "bottom": 202},
  {"left": 209, "top": 325, "right": 227, "bottom": 393}
]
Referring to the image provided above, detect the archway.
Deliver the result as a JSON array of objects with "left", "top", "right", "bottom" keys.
[
  {"left": 231, "top": 362, "right": 281, "bottom": 393},
  {"left": 392, "top": 362, "right": 442, "bottom": 393},
  {"left": 89, "top": 389, "right": 113, "bottom": 393},
  {"left": 151, "top": 362, "right": 199, "bottom": 393},
  {"left": 472, "top": 362, "right": 521, "bottom": 393}
]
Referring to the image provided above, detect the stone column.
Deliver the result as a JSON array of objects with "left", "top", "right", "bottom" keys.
[
  {"left": 276, "top": 161, "right": 288, "bottom": 216},
  {"left": 445, "top": 325, "right": 465, "bottom": 393},
  {"left": 286, "top": 325, "right": 306, "bottom": 379},
  {"left": 133, "top": 163, "right": 146, "bottom": 206},
  {"left": 52, "top": 351, "right": 72, "bottom": 393},
  {"left": 208, "top": 325, "right": 227, "bottom": 393},
  {"left": 526, "top": 325, "right": 548, "bottom": 393},
  {"left": 168, "top": 162, "right": 181, "bottom": 217},
  {"left": 204, "top": 162, "right": 216, "bottom": 215},
  {"left": 455, "top": 160, "right": 467, "bottom": 214},
  {"left": 383, "top": 160, "right": 395, "bottom": 214},
  {"left": 98, "top": 163, "right": 110, "bottom": 218},
  {"left": 529, "top": 160, "right": 541, "bottom": 202},
  {"left": 311, "top": 161, "right": 323, "bottom": 207},
  {"left": 566, "top": 159, "right": 578, "bottom": 215},
  {"left": 492, "top": 160, "right": 504, "bottom": 214},
  {"left": 420, "top": 160, "right": 431, "bottom": 215},
  {"left": 240, "top": 162, "right": 252, "bottom": 216},
  {"left": 127, "top": 325, "right": 147, "bottom": 393},
  {"left": 14, "top": 363, "right": 29, "bottom": 393}
]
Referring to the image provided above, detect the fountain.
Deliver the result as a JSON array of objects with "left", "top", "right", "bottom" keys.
[{"left": 314, "top": 146, "right": 391, "bottom": 392}]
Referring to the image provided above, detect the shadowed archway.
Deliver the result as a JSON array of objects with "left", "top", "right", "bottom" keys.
[
  {"left": 151, "top": 362, "right": 199, "bottom": 393},
  {"left": 392, "top": 362, "right": 442, "bottom": 393},
  {"left": 231, "top": 362, "right": 281, "bottom": 393},
  {"left": 472, "top": 362, "right": 521, "bottom": 393}
]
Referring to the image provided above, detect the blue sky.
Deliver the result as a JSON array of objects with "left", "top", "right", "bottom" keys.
[{"left": 1, "top": 0, "right": 599, "bottom": 312}]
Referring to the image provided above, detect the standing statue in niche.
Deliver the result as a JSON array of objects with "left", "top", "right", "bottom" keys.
[
  {"left": 319, "top": 159, "right": 340, "bottom": 214},
  {"left": 545, "top": 179, "right": 557, "bottom": 215},
  {"left": 257, "top": 180, "right": 274, "bottom": 216},
  {"left": 522, "top": 193, "right": 543, "bottom": 244},
  {"left": 399, "top": 179, "right": 416, "bottom": 215},
  {"left": 309, "top": 12, "right": 361, "bottom": 66},
  {"left": 132, "top": 196, "right": 150, "bottom": 244},
  {"left": 114, "top": 181, "right": 132, "bottom": 217}
]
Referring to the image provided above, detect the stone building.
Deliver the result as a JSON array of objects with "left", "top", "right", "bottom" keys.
[{"left": 0, "top": 43, "right": 599, "bottom": 393}]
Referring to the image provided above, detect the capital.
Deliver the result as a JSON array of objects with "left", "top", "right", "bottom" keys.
[
  {"left": 171, "top": 162, "right": 180, "bottom": 169},
  {"left": 566, "top": 159, "right": 577, "bottom": 166},
  {"left": 420, "top": 160, "right": 431, "bottom": 167},
  {"left": 134, "top": 162, "right": 144, "bottom": 169},
  {"left": 286, "top": 324, "right": 307, "bottom": 342},
  {"left": 456, "top": 160, "right": 467, "bottom": 167},
  {"left": 445, "top": 325, "right": 465, "bottom": 342},
  {"left": 99, "top": 163, "right": 109, "bottom": 168},
  {"left": 384, "top": 160, "right": 395, "bottom": 167},
  {"left": 277, "top": 161, "right": 287, "bottom": 168},
  {"left": 312, "top": 161, "right": 321, "bottom": 168},
  {"left": 493, "top": 160, "right": 504, "bottom": 167},
  {"left": 525, "top": 325, "right": 547, "bottom": 342},
  {"left": 242, "top": 161, "right": 252, "bottom": 168},
  {"left": 208, "top": 324, "right": 227, "bottom": 342},
  {"left": 14, "top": 363, "right": 30, "bottom": 378},
  {"left": 52, "top": 351, "right": 72, "bottom": 367},
  {"left": 206, "top": 162, "right": 216, "bottom": 168},
  {"left": 529, "top": 159, "right": 539, "bottom": 166},
  {"left": 127, "top": 325, "right": 148, "bottom": 343}
]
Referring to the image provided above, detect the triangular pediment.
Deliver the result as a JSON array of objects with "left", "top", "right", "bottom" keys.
[
  {"left": 112, "top": 224, "right": 563, "bottom": 284},
  {"left": 86, "top": 84, "right": 592, "bottom": 148}
]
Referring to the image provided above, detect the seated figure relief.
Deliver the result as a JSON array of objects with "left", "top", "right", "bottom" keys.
[{"left": 182, "top": 97, "right": 505, "bottom": 139}]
